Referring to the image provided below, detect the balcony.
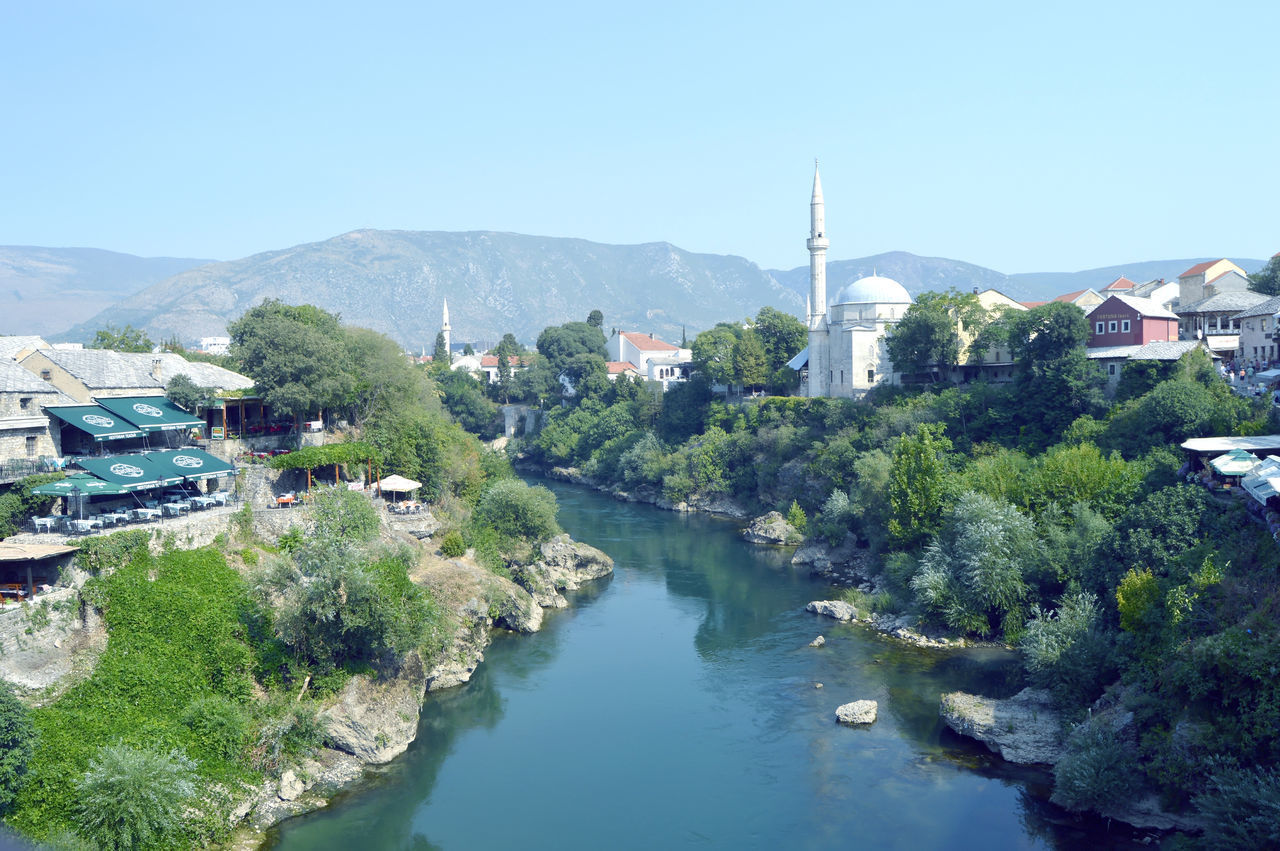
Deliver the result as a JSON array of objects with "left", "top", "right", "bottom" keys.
[{"left": 0, "top": 457, "right": 62, "bottom": 485}]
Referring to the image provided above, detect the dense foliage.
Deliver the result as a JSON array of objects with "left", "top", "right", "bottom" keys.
[{"left": 495, "top": 295, "right": 1280, "bottom": 830}]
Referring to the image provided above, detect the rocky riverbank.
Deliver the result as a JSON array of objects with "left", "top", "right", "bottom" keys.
[{"left": 230, "top": 532, "right": 614, "bottom": 843}]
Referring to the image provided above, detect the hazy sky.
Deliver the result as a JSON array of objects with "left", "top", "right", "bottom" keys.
[{"left": 2, "top": 1, "right": 1276, "bottom": 273}]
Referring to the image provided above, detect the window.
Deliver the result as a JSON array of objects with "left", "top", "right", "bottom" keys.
[
  {"left": 867, "top": 368, "right": 875, "bottom": 383},
  {"left": 39, "top": 370, "right": 51, "bottom": 381},
  {"left": 1096, "top": 321, "right": 1104, "bottom": 334},
  {"left": 1108, "top": 364, "right": 1116, "bottom": 375},
  {"left": 1108, "top": 321, "right": 1118, "bottom": 333},
  {"left": 19, "top": 397, "right": 30, "bottom": 410},
  {"left": 26, "top": 436, "right": 36, "bottom": 458},
  {"left": 840, "top": 370, "right": 844, "bottom": 384},
  {"left": 1121, "top": 320, "right": 1130, "bottom": 333}
]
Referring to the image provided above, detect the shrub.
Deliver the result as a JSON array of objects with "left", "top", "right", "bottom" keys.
[
  {"left": 74, "top": 530, "right": 151, "bottom": 575},
  {"left": 1020, "top": 592, "right": 1116, "bottom": 710},
  {"left": 439, "top": 530, "right": 466, "bottom": 558},
  {"left": 471, "top": 479, "right": 560, "bottom": 545},
  {"left": 73, "top": 743, "right": 196, "bottom": 851},
  {"left": 180, "top": 695, "right": 248, "bottom": 762},
  {"left": 277, "top": 526, "right": 304, "bottom": 553},
  {"left": 785, "top": 500, "right": 807, "bottom": 534},
  {"left": 1194, "top": 761, "right": 1280, "bottom": 850},
  {"left": 813, "top": 490, "right": 852, "bottom": 546},
  {"left": 1051, "top": 719, "right": 1139, "bottom": 813},
  {"left": 0, "top": 681, "right": 34, "bottom": 814},
  {"left": 309, "top": 486, "right": 380, "bottom": 545},
  {"left": 249, "top": 701, "right": 324, "bottom": 776}
]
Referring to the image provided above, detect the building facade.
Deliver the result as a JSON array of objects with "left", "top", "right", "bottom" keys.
[
  {"left": 1087, "top": 294, "right": 1179, "bottom": 348},
  {"left": 799, "top": 164, "right": 912, "bottom": 398}
]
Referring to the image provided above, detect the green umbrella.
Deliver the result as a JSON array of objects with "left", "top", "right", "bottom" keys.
[{"left": 30, "top": 473, "right": 128, "bottom": 497}]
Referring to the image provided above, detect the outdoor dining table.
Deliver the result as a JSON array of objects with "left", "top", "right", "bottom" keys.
[
  {"left": 189, "top": 496, "right": 215, "bottom": 510},
  {"left": 103, "top": 512, "right": 130, "bottom": 525},
  {"left": 69, "top": 519, "right": 99, "bottom": 534},
  {"left": 161, "top": 503, "right": 190, "bottom": 517},
  {"left": 211, "top": 492, "right": 229, "bottom": 506},
  {"left": 32, "top": 517, "right": 60, "bottom": 533},
  {"left": 131, "top": 508, "right": 161, "bottom": 522}
]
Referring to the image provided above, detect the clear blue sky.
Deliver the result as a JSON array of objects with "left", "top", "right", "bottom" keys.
[{"left": 2, "top": 1, "right": 1276, "bottom": 273}]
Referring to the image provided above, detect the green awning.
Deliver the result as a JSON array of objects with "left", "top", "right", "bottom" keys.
[
  {"left": 30, "top": 473, "right": 128, "bottom": 497},
  {"left": 144, "top": 449, "right": 235, "bottom": 481},
  {"left": 45, "top": 406, "right": 145, "bottom": 442},
  {"left": 95, "top": 396, "right": 204, "bottom": 433},
  {"left": 72, "top": 456, "right": 181, "bottom": 491}
]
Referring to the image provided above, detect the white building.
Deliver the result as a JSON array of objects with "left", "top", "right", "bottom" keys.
[
  {"left": 606, "top": 331, "right": 692, "bottom": 389},
  {"left": 199, "top": 336, "right": 231, "bottom": 356},
  {"left": 793, "top": 163, "right": 912, "bottom": 398}
]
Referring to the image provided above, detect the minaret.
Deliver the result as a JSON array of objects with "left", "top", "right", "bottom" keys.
[
  {"left": 806, "top": 161, "right": 830, "bottom": 397},
  {"left": 442, "top": 299, "right": 452, "bottom": 361}
]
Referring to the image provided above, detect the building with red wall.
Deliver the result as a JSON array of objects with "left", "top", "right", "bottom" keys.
[{"left": 1087, "top": 294, "right": 1178, "bottom": 348}]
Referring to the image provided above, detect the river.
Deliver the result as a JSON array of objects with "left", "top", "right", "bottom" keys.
[{"left": 268, "top": 480, "right": 1129, "bottom": 850}]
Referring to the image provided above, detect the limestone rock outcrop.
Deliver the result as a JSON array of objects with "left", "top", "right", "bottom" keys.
[
  {"left": 742, "top": 511, "right": 801, "bottom": 545},
  {"left": 939, "top": 688, "right": 1063, "bottom": 765},
  {"left": 321, "top": 650, "right": 428, "bottom": 764}
]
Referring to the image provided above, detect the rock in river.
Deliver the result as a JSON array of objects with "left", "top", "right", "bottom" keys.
[
  {"left": 939, "top": 688, "right": 1063, "bottom": 765},
  {"left": 742, "top": 511, "right": 801, "bottom": 545},
  {"left": 806, "top": 600, "right": 857, "bottom": 622},
  {"left": 836, "top": 700, "right": 878, "bottom": 726}
]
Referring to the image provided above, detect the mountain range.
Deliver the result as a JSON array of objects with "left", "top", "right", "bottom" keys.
[{"left": 5, "top": 233, "right": 1264, "bottom": 348}]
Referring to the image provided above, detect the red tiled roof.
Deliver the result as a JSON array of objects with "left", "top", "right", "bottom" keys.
[
  {"left": 1104, "top": 276, "right": 1136, "bottom": 290},
  {"left": 1180, "top": 261, "right": 1216, "bottom": 278},
  {"left": 1020, "top": 300, "right": 1047, "bottom": 308},
  {"left": 1054, "top": 289, "right": 1089, "bottom": 303},
  {"left": 607, "top": 361, "right": 639, "bottom": 374},
  {"left": 620, "top": 331, "right": 678, "bottom": 352},
  {"left": 480, "top": 355, "right": 533, "bottom": 367}
]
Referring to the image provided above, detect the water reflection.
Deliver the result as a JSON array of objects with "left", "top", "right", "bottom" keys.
[{"left": 271, "top": 480, "right": 1150, "bottom": 850}]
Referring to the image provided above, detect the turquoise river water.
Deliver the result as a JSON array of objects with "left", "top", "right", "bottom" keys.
[{"left": 268, "top": 480, "right": 1137, "bottom": 850}]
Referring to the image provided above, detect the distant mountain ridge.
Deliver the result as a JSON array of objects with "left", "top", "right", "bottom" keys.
[
  {"left": 57, "top": 230, "right": 801, "bottom": 349},
  {"left": 37, "top": 233, "right": 1268, "bottom": 348},
  {"left": 0, "top": 246, "right": 210, "bottom": 337}
]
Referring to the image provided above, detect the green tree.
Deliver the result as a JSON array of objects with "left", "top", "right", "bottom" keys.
[
  {"left": 887, "top": 422, "right": 953, "bottom": 549},
  {"left": 536, "top": 321, "right": 607, "bottom": 373},
  {"left": 463, "top": 343, "right": 475, "bottom": 356},
  {"left": 1249, "top": 253, "right": 1280, "bottom": 297},
  {"left": 433, "top": 331, "right": 449, "bottom": 364},
  {"left": 1006, "top": 302, "right": 1103, "bottom": 450},
  {"left": 343, "top": 326, "right": 431, "bottom": 428},
  {"left": 163, "top": 373, "right": 211, "bottom": 413},
  {"left": 910, "top": 490, "right": 1033, "bottom": 636},
  {"left": 753, "top": 306, "right": 807, "bottom": 372},
  {"left": 691, "top": 324, "right": 741, "bottom": 385},
  {"left": 884, "top": 292, "right": 975, "bottom": 376},
  {"left": 89, "top": 324, "right": 154, "bottom": 353},
  {"left": 228, "top": 301, "right": 354, "bottom": 420},
  {"left": 732, "top": 329, "right": 768, "bottom": 392},
  {"left": 586, "top": 309, "right": 604, "bottom": 328},
  {"left": 73, "top": 744, "right": 196, "bottom": 851},
  {"left": 0, "top": 682, "right": 34, "bottom": 814},
  {"left": 472, "top": 479, "right": 560, "bottom": 544},
  {"left": 308, "top": 486, "right": 381, "bottom": 545},
  {"left": 494, "top": 333, "right": 524, "bottom": 359}
]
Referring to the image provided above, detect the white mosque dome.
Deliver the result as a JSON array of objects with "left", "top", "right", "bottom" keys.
[{"left": 832, "top": 275, "right": 913, "bottom": 306}]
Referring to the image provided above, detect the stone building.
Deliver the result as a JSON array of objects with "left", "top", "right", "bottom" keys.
[
  {"left": 1087, "top": 294, "right": 1179, "bottom": 349},
  {"left": 795, "top": 163, "right": 912, "bottom": 398},
  {"left": 0, "top": 360, "right": 72, "bottom": 482},
  {"left": 1232, "top": 294, "right": 1280, "bottom": 364},
  {"left": 17, "top": 349, "right": 252, "bottom": 404}
]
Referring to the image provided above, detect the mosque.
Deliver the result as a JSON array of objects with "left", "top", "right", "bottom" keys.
[{"left": 790, "top": 163, "right": 913, "bottom": 398}]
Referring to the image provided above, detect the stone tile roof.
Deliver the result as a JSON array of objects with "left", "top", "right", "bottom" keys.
[
  {"left": 0, "top": 359, "right": 67, "bottom": 394},
  {"left": 0, "top": 336, "right": 48, "bottom": 361},
  {"left": 1176, "top": 291, "right": 1268, "bottom": 315},
  {"left": 1109, "top": 294, "right": 1178, "bottom": 319},
  {"left": 1086, "top": 345, "right": 1140, "bottom": 359},
  {"left": 1129, "top": 340, "right": 1214, "bottom": 361},
  {"left": 1231, "top": 294, "right": 1280, "bottom": 320},
  {"left": 21, "top": 349, "right": 253, "bottom": 392}
]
